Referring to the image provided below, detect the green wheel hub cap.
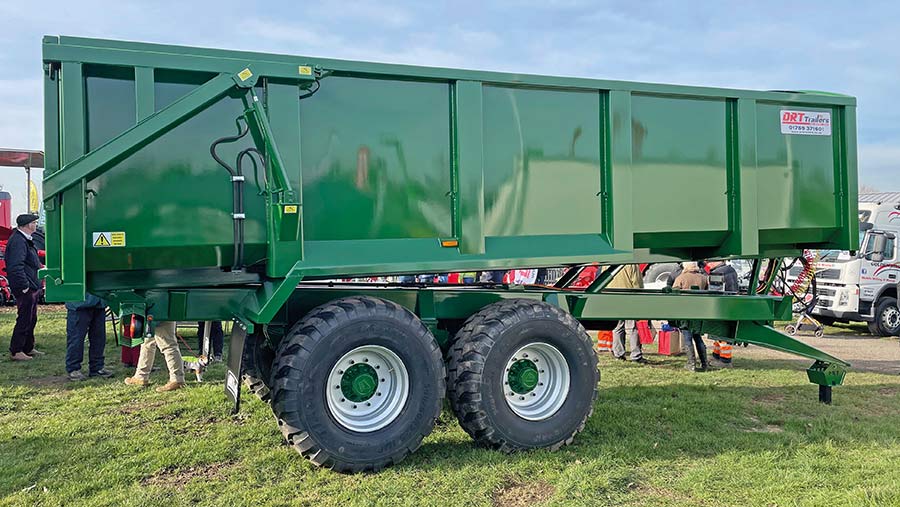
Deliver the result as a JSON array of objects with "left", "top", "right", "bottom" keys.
[
  {"left": 508, "top": 359, "right": 540, "bottom": 394},
  {"left": 341, "top": 363, "right": 378, "bottom": 402}
]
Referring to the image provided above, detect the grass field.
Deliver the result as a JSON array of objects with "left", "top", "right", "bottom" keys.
[{"left": 1, "top": 307, "right": 899, "bottom": 506}]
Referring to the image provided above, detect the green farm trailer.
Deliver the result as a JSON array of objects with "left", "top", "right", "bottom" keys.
[{"left": 41, "top": 36, "right": 857, "bottom": 472}]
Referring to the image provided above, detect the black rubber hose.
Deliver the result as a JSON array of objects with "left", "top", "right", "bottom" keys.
[
  {"left": 210, "top": 119, "right": 251, "bottom": 270},
  {"left": 235, "top": 148, "right": 266, "bottom": 269}
]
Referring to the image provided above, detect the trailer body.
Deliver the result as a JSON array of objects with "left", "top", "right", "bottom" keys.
[{"left": 41, "top": 36, "right": 858, "bottom": 471}]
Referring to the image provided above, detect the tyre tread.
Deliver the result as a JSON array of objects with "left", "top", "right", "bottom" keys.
[
  {"left": 447, "top": 299, "right": 598, "bottom": 453},
  {"left": 271, "top": 296, "right": 444, "bottom": 473}
]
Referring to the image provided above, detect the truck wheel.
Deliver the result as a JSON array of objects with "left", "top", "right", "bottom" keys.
[
  {"left": 867, "top": 321, "right": 882, "bottom": 336},
  {"left": 873, "top": 297, "right": 900, "bottom": 337},
  {"left": 270, "top": 296, "right": 444, "bottom": 473},
  {"left": 242, "top": 330, "right": 274, "bottom": 403},
  {"left": 447, "top": 299, "right": 598, "bottom": 452},
  {"left": 643, "top": 263, "right": 679, "bottom": 286}
]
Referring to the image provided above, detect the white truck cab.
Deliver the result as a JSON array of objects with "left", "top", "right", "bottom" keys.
[{"left": 805, "top": 200, "right": 900, "bottom": 336}]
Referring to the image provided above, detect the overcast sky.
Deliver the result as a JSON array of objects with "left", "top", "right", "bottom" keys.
[{"left": 1, "top": 0, "right": 897, "bottom": 197}]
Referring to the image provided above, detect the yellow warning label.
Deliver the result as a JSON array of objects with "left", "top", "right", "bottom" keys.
[
  {"left": 92, "top": 232, "right": 126, "bottom": 248},
  {"left": 110, "top": 232, "right": 126, "bottom": 246},
  {"left": 298, "top": 66, "right": 313, "bottom": 76},
  {"left": 93, "top": 233, "right": 111, "bottom": 247},
  {"left": 284, "top": 205, "right": 298, "bottom": 214},
  {"left": 237, "top": 68, "right": 253, "bottom": 81}
]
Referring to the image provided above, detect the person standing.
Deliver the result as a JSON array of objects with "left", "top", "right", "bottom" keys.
[
  {"left": 65, "top": 294, "right": 114, "bottom": 380},
  {"left": 124, "top": 321, "right": 185, "bottom": 392},
  {"left": 197, "top": 321, "right": 224, "bottom": 362},
  {"left": 707, "top": 260, "right": 739, "bottom": 368},
  {"left": 6, "top": 213, "right": 44, "bottom": 361},
  {"left": 672, "top": 262, "right": 710, "bottom": 371},
  {"left": 609, "top": 265, "right": 649, "bottom": 364}
]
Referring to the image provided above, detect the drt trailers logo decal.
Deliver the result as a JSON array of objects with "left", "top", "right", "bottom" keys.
[
  {"left": 780, "top": 110, "right": 831, "bottom": 136},
  {"left": 889, "top": 211, "right": 900, "bottom": 222}
]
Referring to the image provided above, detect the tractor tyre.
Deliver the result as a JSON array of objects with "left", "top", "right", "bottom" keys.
[
  {"left": 447, "top": 299, "right": 598, "bottom": 452},
  {"left": 271, "top": 296, "right": 444, "bottom": 473},
  {"left": 241, "top": 330, "right": 275, "bottom": 403}
]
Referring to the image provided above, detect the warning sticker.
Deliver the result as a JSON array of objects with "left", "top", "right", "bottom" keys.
[
  {"left": 283, "top": 205, "right": 298, "bottom": 214},
  {"left": 92, "top": 232, "right": 126, "bottom": 248},
  {"left": 780, "top": 110, "right": 831, "bottom": 136}
]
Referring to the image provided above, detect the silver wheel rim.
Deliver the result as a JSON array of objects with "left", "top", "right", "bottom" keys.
[
  {"left": 325, "top": 345, "right": 409, "bottom": 433},
  {"left": 504, "top": 342, "right": 570, "bottom": 421},
  {"left": 884, "top": 306, "right": 900, "bottom": 331}
]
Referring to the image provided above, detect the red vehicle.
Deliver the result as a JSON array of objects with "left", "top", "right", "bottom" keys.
[
  {"left": 0, "top": 224, "right": 14, "bottom": 305},
  {"left": 0, "top": 149, "right": 45, "bottom": 304}
]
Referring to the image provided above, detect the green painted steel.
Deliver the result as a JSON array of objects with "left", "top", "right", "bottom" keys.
[
  {"left": 341, "top": 363, "right": 379, "bottom": 403},
  {"left": 41, "top": 36, "right": 858, "bottom": 303},
  {"left": 39, "top": 36, "right": 857, "bottom": 387},
  {"left": 508, "top": 359, "right": 540, "bottom": 395}
]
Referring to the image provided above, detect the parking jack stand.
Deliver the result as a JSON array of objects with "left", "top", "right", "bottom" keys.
[{"left": 807, "top": 361, "right": 847, "bottom": 405}]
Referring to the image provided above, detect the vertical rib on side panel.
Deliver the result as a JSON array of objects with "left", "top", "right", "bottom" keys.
[
  {"left": 57, "top": 62, "right": 86, "bottom": 299},
  {"left": 454, "top": 81, "right": 485, "bottom": 254},
  {"left": 608, "top": 90, "right": 633, "bottom": 253}
]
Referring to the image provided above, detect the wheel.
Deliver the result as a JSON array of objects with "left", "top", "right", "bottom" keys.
[
  {"left": 814, "top": 329, "right": 824, "bottom": 338},
  {"left": 873, "top": 297, "right": 900, "bottom": 337},
  {"left": 447, "top": 299, "right": 598, "bottom": 452},
  {"left": 270, "top": 296, "right": 444, "bottom": 473},
  {"left": 642, "top": 263, "right": 679, "bottom": 286},
  {"left": 785, "top": 324, "right": 797, "bottom": 335},
  {"left": 867, "top": 321, "right": 882, "bottom": 336},
  {"left": 241, "top": 330, "right": 275, "bottom": 403}
]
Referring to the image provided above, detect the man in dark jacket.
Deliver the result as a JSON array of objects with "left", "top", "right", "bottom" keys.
[
  {"left": 707, "top": 260, "right": 740, "bottom": 367},
  {"left": 7, "top": 214, "right": 43, "bottom": 361},
  {"left": 65, "top": 294, "right": 113, "bottom": 380}
]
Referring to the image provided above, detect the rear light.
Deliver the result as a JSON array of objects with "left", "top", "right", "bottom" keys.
[{"left": 122, "top": 314, "right": 144, "bottom": 338}]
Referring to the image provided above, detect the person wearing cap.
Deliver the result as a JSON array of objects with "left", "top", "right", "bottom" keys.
[{"left": 6, "top": 213, "right": 44, "bottom": 361}]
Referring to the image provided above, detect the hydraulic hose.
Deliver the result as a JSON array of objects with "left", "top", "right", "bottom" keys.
[{"left": 210, "top": 119, "right": 251, "bottom": 270}]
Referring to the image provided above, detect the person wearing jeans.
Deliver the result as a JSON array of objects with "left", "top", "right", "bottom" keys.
[
  {"left": 125, "top": 321, "right": 185, "bottom": 392},
  {"left": 65, "top": 294, "right": 113, "bottom": 380}
]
